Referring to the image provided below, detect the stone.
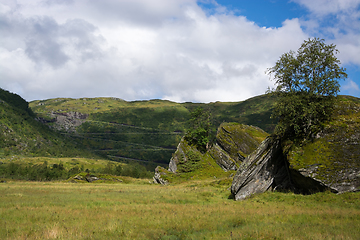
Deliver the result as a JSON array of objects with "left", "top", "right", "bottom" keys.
[
  {"left": 208, "top": 143, "right": 237, "bottom": 171},
  {"left": 231, "top": 137, "right": 292, "bottom": 200},
  {"left": 153, "top": 166, "right": 169, "bottom": 185},
  {"left": 85, "top": 175, "right": 98, "bottom": 182}
]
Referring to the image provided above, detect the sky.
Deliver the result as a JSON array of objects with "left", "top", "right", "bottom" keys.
[{"left": 1, "top": 0, "right": 360, "bottom": 103}]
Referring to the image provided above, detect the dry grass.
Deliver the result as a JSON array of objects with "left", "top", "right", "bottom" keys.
[{"left": 0, "top": 180, "right": 359, "bottom": 239}]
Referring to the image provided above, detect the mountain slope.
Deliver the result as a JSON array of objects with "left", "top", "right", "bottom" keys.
[
  {"left": 0, "top": 88, "right": 97, "bottom": 158},
  {"left": 29, "top": 94, "right": 277, "bottom": 167}
]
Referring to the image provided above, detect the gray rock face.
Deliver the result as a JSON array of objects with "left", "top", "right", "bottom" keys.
[
  {"left": 231, "top": 137, "right": 292, "bottom": 200},
  {"left": 208, "top": 143, "right": 238, "bottom": 171},
  {"left": 212, "top": 123, "right": 268, "bottom": 171},
  {"left": 153, "top": 166, "right": 169, "bottom": 185},
  {"left": 49, "top": 111, "right": 89, "bottom": 132},
  {"left": 231, "top": 137, "right": 339, "bottom": 200},
  {"left": 168, "top": 138, "right": 187, "bottom": 173}
]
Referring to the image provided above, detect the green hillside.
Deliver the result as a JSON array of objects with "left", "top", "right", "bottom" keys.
[
  {"left": 0, "top": 88, "right": 96, "bottom": 159},
  {"left": 30, "top": 94, "right": 277, "bottom": 167}
]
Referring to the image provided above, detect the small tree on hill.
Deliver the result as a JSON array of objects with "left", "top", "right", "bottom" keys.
[
  {"left": 267, "top": 38, "right": 347, "bottom": 140},
  {"left": 184, "top": 107, "right": 211, "bottom": 152}
]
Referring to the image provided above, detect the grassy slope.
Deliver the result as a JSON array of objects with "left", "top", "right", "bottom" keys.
[
  {"left": 29, "top": 94, "right": 277, "bottom": 167},
  {"left": 0, "top": 89, "right": 97, "bottom": 159},
  {"left": 0, "top": 181, "right": 359, "bottom": 239}
]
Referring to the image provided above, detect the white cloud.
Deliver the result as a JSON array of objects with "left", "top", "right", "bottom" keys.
[
  {"left": 8, "top": 0, "right": 360, "bottom": 103},
  {"left": 342, "top": 79, "right": 360, "bottom": 96},
  {"left": 292, "top": 0, "right": 360, "bottom": 16},
  {"left": 294, "top": 0, "right": 360, "bottom": 69}
]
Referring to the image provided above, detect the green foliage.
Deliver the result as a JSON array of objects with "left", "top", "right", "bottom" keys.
[
  {"left": 0, "top": 159, "right": 153, "bottom": 180},
  {"left": 267, "top": 38, "right": 347, "bottom": 140},
  {"left": 0, "top": 161, "right": 70, "bottom": 181},
  {"left": 184, "top": 107, "right": 212, "bottom": 152},
  {"left": 272, "top": 93, "right": 335, "bottom": 140},
  {"left": 0, "top": 88, "right": 34, "bottom": 116},
  {"left": 177, "top": 149, "right": 202, "bottom": 173}
]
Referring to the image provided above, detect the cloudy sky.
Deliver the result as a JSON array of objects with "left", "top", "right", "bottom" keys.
[{"left": 1, "top": 0, "right": 360, "bottom": 102}]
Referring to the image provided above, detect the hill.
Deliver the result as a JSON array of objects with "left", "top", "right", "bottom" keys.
[
  {"left": 29, "top": 94, "right": 277, "bottom": 168},
  {"left": 0, "top": 88, "right": 97, "bottom": 159}
]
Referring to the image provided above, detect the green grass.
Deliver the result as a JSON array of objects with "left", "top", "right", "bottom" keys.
[
  {"left": 0, "top": 181, "right": 359, "bottom": 239},
  {"left": 0, "top": 157, "right": 117, "bottom": 172}
]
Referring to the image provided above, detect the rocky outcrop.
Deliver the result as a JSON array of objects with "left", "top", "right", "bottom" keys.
[
  {"left": 208, "top": 143, "right": 238, "bottom": 171},
  {"left": 231, "top": 137, "right": 292, "bottom": 200},
  {"left": 153, "top": 166, "right": 169, "bottom": 185},
  {"left": 287, "top": 96, "right": 360, "bottom": 193},
  {"left": 210, "top": 123, "right": 268, "bottom": 171},
  {"left": 231, "top": 97, "right": 360, "bottom": 200},
  {"left": 168, "top": 137, "right": 187, "bottom": 173},
  {"left": 154, "top": 123, "right": 269, "bottom": 184},
  {"left": 216, "top": 123, "right": 268, "bottom": 161},
  {"left": 231, "top": 137, "right": 333, "bottom": 200},
  {"left": 49, "top": 111, "right": 89, "bottom": 132},
  {"left": 166, "top": 123, "right": 268, "bottom": 174}
]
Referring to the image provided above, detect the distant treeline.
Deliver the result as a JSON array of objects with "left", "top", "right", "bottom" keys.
[{"left": 0, "top": 161, "right": 153, "bottom": 181}]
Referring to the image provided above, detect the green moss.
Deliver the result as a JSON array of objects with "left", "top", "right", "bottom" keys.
[
  {"left": 216, "top": 123, "right": 268, "bottom": 159},
  {"left": 287, "top": 96, "right": 360, "bottom": 188}
]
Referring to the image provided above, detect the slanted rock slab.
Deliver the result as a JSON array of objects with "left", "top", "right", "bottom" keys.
[{"left": 231, "top": 137, "right": 291, "bottom": 200}]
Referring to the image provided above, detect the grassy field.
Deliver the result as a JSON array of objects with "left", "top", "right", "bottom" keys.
[
  {"left": 0, "top": 180, "right": 359, "bottom": 240},
  {"left": 0, "top": 157, "right": 118, "bottom": 172}
]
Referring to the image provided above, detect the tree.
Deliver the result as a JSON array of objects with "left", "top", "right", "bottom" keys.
[
  {"left": 267, "top": 38, "right": 347, "bottom": 140},
  {"left": 184, "top": 107, "right": 211, "bottom": 152}
]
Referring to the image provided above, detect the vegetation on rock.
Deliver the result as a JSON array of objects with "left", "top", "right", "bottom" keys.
[
  {"left": 286, "top": 96, "right": 360, "bottom": 192},
  {"left": 267, "top": 38, "right": 347, "bottom": 141},
  {"left": 184, "top": 107, "right": 212, "bottom": 152},
  {"left": 156, "top": 122, "right": 269, "bottom": 184}
]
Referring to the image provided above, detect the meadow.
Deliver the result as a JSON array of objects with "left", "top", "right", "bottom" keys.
[{"left": 1, "top": 179, "right": 359, "bottom": 240}]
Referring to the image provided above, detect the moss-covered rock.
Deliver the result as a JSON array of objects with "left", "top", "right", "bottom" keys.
[
  {"left": 210, "top": 123, "right": 269, "bottom": 171},
  {"left": 216, "top": 123, "right": 269, "bottom": 160},
  {"left": 287, "top": 96, "right": 360, "bottom": 192}
]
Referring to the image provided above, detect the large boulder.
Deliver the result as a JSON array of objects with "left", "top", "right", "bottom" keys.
[
  {"left": 216, "top": 123, "right": 268, "bottom": 162},
  {"left": 287, "top": 96, "right": 360, "bottom": 193},
  {"left": 231, "top": 137, "right": 292, "bottom": 200},
  {"left": 231, "top": 137, "right": 332, "bottom": 200},
  {"left": 153, "top": 166, "right": 169, "bottom": 185},
  {"left": 209, "top": 123, "right": 268, "bottom": 171}
]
